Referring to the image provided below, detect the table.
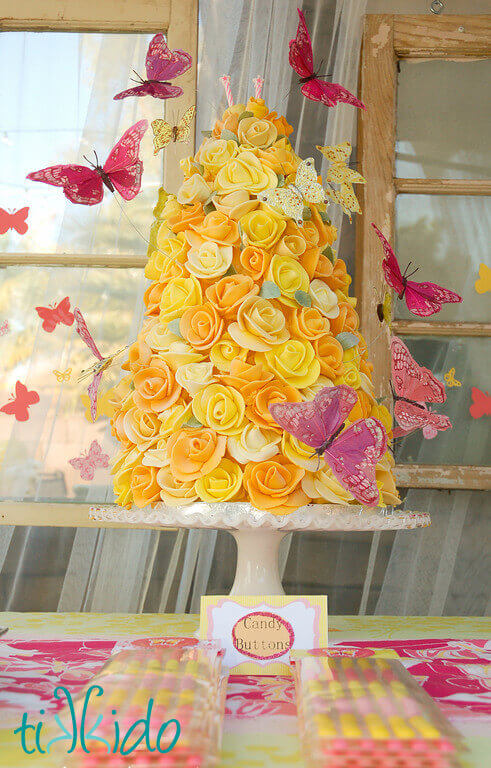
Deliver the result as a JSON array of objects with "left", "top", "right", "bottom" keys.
[{"left": 0, "top": 613, "right": 489, "bottom": 768}]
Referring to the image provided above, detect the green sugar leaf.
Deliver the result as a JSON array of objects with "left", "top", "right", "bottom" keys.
[
  {"left": 224, "top": 264, "right": 237, "bottom": 276},
  {"left": 319, "top": 210, "right": 331, "bottom": 224},
  {"left": 201, "top": 130, "right": 212, "bottom": 138},
  {"left": 259, "top": 281, "right": 281, "bottom": 299},
  {"left": 302, "top": 206, "right": 312, "bottom": 220},
  {"left": 221, "top": 129, "right": 240, "bottom": 144},
  {"left": 276, "top": 173, "right": 285, "bottom": 187},
  {"left": 184, "top": 416, "right": 203, "bottom": 429},
  {"left": 238, "top": 110, "right": 254, "bottom": 122},
  {"left": 203, "top": 200, "right": 215, "bottom": 215},
  {"left": 167, "top": 319, "right": 183, "bottom": 338},
  {"left": 322, "top": 245, "right": 336, "bottom": 264},
  {"left": 295, "top": 290, "right": 312, "bottom": 307},
  {"left": 336, "top": 332, "right": 359, "bottom": 350}
]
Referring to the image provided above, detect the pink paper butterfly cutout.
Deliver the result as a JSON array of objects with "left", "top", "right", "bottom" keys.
[
  {"left": 391, "top": 336, "right": 451, "bottom": 440},
  {"left": 0, "top": 320, "right": 9, "bottom": 335},
  {"left": 35, "top": 296, "right": 74, "bottom": 333},
  {"left": 469, "top": 387, "right": 491, "bottom": 420},
  {"left": 269, "top": 384, "right": 387, "bottom": 507},
  {"left": 0, "top": 381, "right": 40, "bottom": 422},
  {"left": 372, "top": 223, "right": 462, "bottom": 317},
  {"left": 0, "top": 206, "right": 29, "bottom": 235},
  {"left": 26, "top": 120, "right": 148, "bottom": 206},
  {"left": 114, "top": 34, "right": 192, "bottom": 100},
  {"left": 289, "top": 9, "right": 365, "bottom": 110},
  {"left": 69, "top": 440, "right": 109, "bottom": 481}
]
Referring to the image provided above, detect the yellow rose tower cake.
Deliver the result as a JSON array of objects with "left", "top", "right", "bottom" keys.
[{"left": 108, "top": 96, "right": 402, "bottom": 519}]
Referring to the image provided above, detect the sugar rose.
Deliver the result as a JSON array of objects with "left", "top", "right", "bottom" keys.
[
  {"left": 210, "top": 334, "right": 248, "bottom": 372},
  {"left": 144, "top": 281, "right": 166, "bottom": 316},
  {"left": 212, "top": 103, "right": 244, "bottom": 137},
  {"left": 329, "top": 301, "right": 359, "bottom": 336},
  {"left": 238, "top": 116, "right": 277, "bottom": 148},
  {"left": 239, "top": 245, "right": 271, "bottom": 281},
  {"left": 289, "top": 306, "right": 330, "bottom": 341},
  {"left": 266, "top": 254, "right": 310, "bottom": 306},
  {"left": 192, "top": 384, "right": 246, "bottom": 436},
  {"left": 337, "top": 361, "right": 361, "bottom": 390},
  {"left": 145, "top": 232, "right": 188, "bottom": 281},
  {"left": 239, "top": 207, "right": 286, "bottom": 250},
  {"left": 130, "top": 464, "right": 162, "bottom": 507},
  {"left": 258, "top": 339, "right": 321, "bottom": 389},
  {"left": 123, "top": 406, "right": 161, "bottom": 451},
  {"left": 219, "top": 359, "right": 274, "bottom": 403},
  {"left": 159, "top": 276, "right": 202, "bottom": 322},
  {"left": 185, "top": 240, "right": 233, "bottom": 279},
  {"left": 133, "top": 358, "right": 182, "bottom": 414},
  {"left": 313, "top": 336, "right": 344, "bottom": 380},
  {"left": 275, "top": 232, "right": 307, "bottom": 259},
  {"left": 165, "top": 201, "right": 205, "bottom": 234},
  {"left": 243, "top": 455, "right": 308, "bottom": 515},
  {"left": 166, "top": 427, "right": 226, "bottom": 483},
  {"left": 228, "top": 296, "right": 289, "bottom": 352},
  {"left": 158, "top": 401, "right": 193, "bottom": 439},
  {"left": 228, "top": 424, "right": 281, "bottom": 463},
  {"left": 257, "top": 138, "right": 298, "bottom": 175},
  {"left": 309, "top": 279, "right": 340, "bottom": 319},
  {"left": 195, "top": 458, "right": 243, "bottom": 503},
  {"left": 376, "top": 454, "right": 401, "bottom": 506},
  {"left": 180, "top": 303, "right": 224, "bottom": 350},
  {"left": 175, "top": 362, "right": 215, "bottom": 396},
  {"left": 245, "top": 97, "right": 269, "bottom": 118},
  {"left": 112, "top": 446, "right": 141, "bottom": 507},
  {"left": 247, "top": 379, "right": 301, "bottom": 432},
  {"left": 215, "top": 151, "right": 277, "bottom": 194},
  {"left": 189, "top": 210, "right": 239, "bottom": 246},
  {"left": 205, "top": 274, "right": 259, "bottom": 318},
  {"left": 214, "top": 190, "right": 259, "bottom": 220},
  {"left": 157, "top": 467, "right": 198, "bottom": 506},
  {"left": 302, "top": 468, "right": 355, "bottom": 505},
  {"left": 281, "top": 431, "right": 319, "bottom": 471},
  {"left": 177, "top": 174, "right": 211, "bottom": 205},
  {"left": 197, "top": 138, "right": 238, "bottom": 176}
]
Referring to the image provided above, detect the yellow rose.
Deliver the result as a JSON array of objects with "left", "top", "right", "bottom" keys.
[
  {"left": 161, "top": 341, "right": 205, "bottom": 370},
  {"left": 176, "top": 174, "right": 211, "bottom": 205},
  {"left": 257, "top": 339, "right": 320, "bottom": 389},
  {"left": 214, "top": 190, "right": 259, "bottom": 220},
  {"left": 180, "top": 156, "right": 202, "bottom": 177},
  {"left": 336, "top": 362, "right": 361, "bottom": 390},
  {"left": 302, "top": 467, "right": 355, "bottom": 504},
  {"left": 210, "top": 333, "right": 248, "bottom": 371},
  {"left": 238, "top": 116, "right": 277, "bottom": 148},
  {"left": 266, "top": 254, "right": 310, "bottom": 307},
  {"left": 215, "top": 151, "right": 277, "bottom": 194},
  {"left": 301, "top": 376, "right": 334, "bottom": 401},
  {"left": 376, "top": 453, "right": 401, "bottom": 506},
  {"left": 309, "top": 278, "right": 340, "bottom": 319},
  {"left": 239, "top": 206, "right": 286, "bottom": 250},
  {"left": 145, "top": 232, "right": 188, "bottom": 281},
  {"left": 227, "top": 425, "right": 281, "bottom": 463},
  {"left": 371, "top": 402, "right": 393, "bottom": 438},
  {"left": 159, "top": 276, "right": 202, "bottom": 322},
  {"left": 281, "top": 432, "right": 319, "bottom": 471},
  {"left": 185, "top": 240, "right": 233, "bottom": 279},
  {"left": 141, "top": 437, "right": 169, "bottom": 469},
  {"left": 197, "top": 138, "right": 238, "bottom": 177},
  {"left": 275, "top": 233, "right": 307, "bottom": 259},
  {"left": 158, "top": 401, "right": 193, "bottom": 438},
  {"left": 192, "top": 384, "right": 246, "bottom": 436},
  {"left": 123, "top": 406, "right": 161, "bottom": 452},
  {"left": 112, "top": 446, "right": 141, "bottom": 507},
  {"left": 195, "top": 458, "right": 243, "bottom": 502},
  {"left": 245, "top": 97, "right": 269, "bottom": 118},
  {"left": 228, "top": 296, "right": 289, "bottom": 352},
  {"left": 157, "top": 467, "right": 198, "bottom": 506},
  {"left": 175, "top": 362, "right": 215, "bottom": 396}
]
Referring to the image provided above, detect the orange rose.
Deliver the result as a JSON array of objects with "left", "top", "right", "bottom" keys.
[
  {"left": 218, "top": 359, "right": 274, "bottom": 402},
  {"left": 313, "top": 336, "right": 345, "bottom": 380},
  {"left": 133, "top": 358, "right": 181, "bottom": 413},
  {"left": 239, "top": 245, "right": 271, "bottom": 281},
  {"left": 329, "top": 301, "right": 359, "bottom": 336},
  {"left": 265, "top": 111, "right": 294, "bottom": 137},
  {"left": 166, "top": 428, "right": 226, "bottom": 483},
  {"left": 130, "top": 464, "right": 161, "bottom": 507},
  {"left": 179, "top": 303, "right": 224, "bottom": 350},
  {"left": 309, "top": 206, "right": 334, "bottom": 250},
  {"left": 205, "top": 274, "right": 259, "bottom": 318},
  {"left": 166, "top": 201, "right": 205, "bottom": 234},
  {"left": 144, "top": 282, "right": 166, "bottom": 316},
  {"left": 349, "top": 389, "right": 373, "bottom": 421},
  {"left": 212, "top": 104, "right": 243, "bottom": 138},
  {"left": 257, "top": 138, "right": 298, "bottom": 175},
  {"left": 247, "top": 380, "right": 302, "bottom": 432},
  {"left": 243, "top": 455, "right": 308, "bottom": 515},
  {"left": 121, "top": 338, "right": 152, "bottom": 374},
  {"left": 190, "top": 210, "right": 239, "bottom": 246},
  {"left": 323, "top": 258, "right": 351, "bottom": 292},
  {"left": 288, "top": 307, "right": 330, "bottom": 341},
  {"left": 313, "top": 251, "right": 334, "bottom": 280}
]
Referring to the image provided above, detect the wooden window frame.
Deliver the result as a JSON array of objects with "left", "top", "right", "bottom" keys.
[
  {"left": 0, "top": 0, "right": 197, "bottom": 526},
  {"left": 356, "top": 13, "right": 491, "bottom": 493}
]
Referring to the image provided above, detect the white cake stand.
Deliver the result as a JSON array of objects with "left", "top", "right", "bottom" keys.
[{"left": 90, "top": 502, "right": 430, "bottom": 596}]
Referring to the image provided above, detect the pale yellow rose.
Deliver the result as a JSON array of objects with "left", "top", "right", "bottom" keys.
[
  {"left": 192, "top": 384, "right": 246, "bottom": 436},
  {"left": 257, "top": 339, "right": 320, "bottom": 389},
  {"left": 123, "top": 406, "right": 161, "bottom": 452},
  {"left": 209, "top": 333, "right": 248, "bottom": 371},
  {"left": 157, "top": 467, "right": 198, "bottom": 506},
  {"left": 145, "top": 232, "right": 188, "bottom": 281},
  {"left": 335, "top": 362, "right": 362, "bottom": 391},
  {"left": 159, "top": 276, "right": 202, "bottom": 322},
  {"left": 239, "top": 206, "right": 286, "bottom": 250},
  {"left": 359, "top": 372, "right": 376, "bottom": 398},
  {"left": 281, "top": 431, "right": 319, "bottom": 471},
  {"left": 301, "top": 376, "right": 334, "bottom": 400},
  {"left": 214, "top": 190, "right": 259, "bottom": 220},
  {"left": 227, "top": 425, "right": 281, "bottom": 463},
  {"left": 112, "top": 446, "right": 142, "bottom": 507},
  {"left": 161, "top": 341, "right": 205, "bottom": 370},
  {"left": 309, "top": 278, "right": 340, "bottom": 319},
  {"left": 228, "top": 296, "right": 289, "bottom": 352},
  {"left": 302, "top": 467, "right": 355, "bottom": 504},
  {"left": 197, "top": 138, "right": 238, "bottom": 177},
  {"left": 175, "top": 362, "right": 215, "bottom": 396},
  {"left": 266, "top": 254, "right": 310, "bottom": 307},
  {"left": 141, "top": 437, "right": 169, "bottom": 469},
  {"left": 158, "top": 401, "right": 193, "bottom": 438},
  {"left": 143, "top": 322, "right": 180, "bottom": 354},
  {"left": 195, "top": 458, "right": 243, "bottom": 502},
  {"left": 185, "top": 240, "right": 233, "bottom": 279},
  {"left": 176, "top": 174, "right": 211, "bottom": 205},
  {"left": 238, "top": 116, "right": 277, "bottom": 148},
  {"left": 215, "top": 151, "right": 277, "bottom": 194}
]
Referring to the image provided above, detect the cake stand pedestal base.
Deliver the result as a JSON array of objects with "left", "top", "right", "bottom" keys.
[{"left": 231, "top": 529, "right": 286, "bottom": 595}]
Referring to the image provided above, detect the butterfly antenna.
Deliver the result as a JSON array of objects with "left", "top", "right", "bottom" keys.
[
  {"left": 402, "top": 261, "right": 412, "bottom": 278},
  {"left": 405, "top": 266, "right": 420, "bottom": 279},
  {"left": 94, "top": 150, "right": 100, "bottom": 167}
]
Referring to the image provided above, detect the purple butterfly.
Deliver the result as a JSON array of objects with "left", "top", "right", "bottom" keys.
[
  {"left": 269, "top": 385, "right": 387, "bottom": 507},
  {"left": 114, "top": 34, "right": 192, "bottom": 101}
]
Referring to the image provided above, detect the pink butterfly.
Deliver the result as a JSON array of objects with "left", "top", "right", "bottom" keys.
[
  {"left": 0, "top": 381, "right": 40, "bottom": 422},
  {"left": 391, "top": 336, "right": 451, "bottom": 440},
  {"left": 372, "top": 223, "right": 462, "bottom": 317},
  {"left": 35, "top": 296, "right": 74, "bottom": 333},
  {"left": 469, "top": 387, "right": 491, "bottom": 420},
  {"left": 26, "top": 120, "right": 148, "bottom": 206},
  {"left": 0, "top": 320, "right": 9, "bottom": 335},
  {"left": 69, "top": 440, "right": 109, "bottom": 481},
  {"left": 114, "top": 34, "right": 192, "bottom": 100},
  {"left": 289, "top": 9, "right": 365, "bottom": 110},
  {"left": 269, "top": 385, "right": 387, "bottom": 506},
  {"left": 0, "top": 206, "right": 29, "bottom": 235}
]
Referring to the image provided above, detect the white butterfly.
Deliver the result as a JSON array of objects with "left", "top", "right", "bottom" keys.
[{"left": 258, "top": 157, "right": 328, "bottom": 226}]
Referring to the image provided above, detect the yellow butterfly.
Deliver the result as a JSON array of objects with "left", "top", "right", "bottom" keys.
[
  {"left": 52, "top": 368, "right": 72, "bottom": 382},
  {"left": 258, "top": 157, "right": 328, "bottom": 226},
  {"left": 444, "top": 367, "right": 462, "bottom": 388},
  {"left": 317, "top": 141, "right": 365, "bottom": 221},
  {"left": 151, "top": 106, "right": 196, "bottom": 154},
  {"left": 475, "top": 263, "right": 491, "bottom": 294},
  {"left": 326, "top": 183, "right": 361, "bottom": 221}
]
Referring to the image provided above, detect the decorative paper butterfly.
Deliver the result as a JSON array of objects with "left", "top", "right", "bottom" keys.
[
  {"left": 391, "top": 336, "right": 451, "bottom": 440},
  {"left": 74, "top": 308, "right": 128, "bottom": 423},
  {"left": 289, "top": 9, "right": 365, "bottom": 110},
  {"left": 53, "top": 368, "right": 72, "bottom": 382},
  {"left": 269, "top": 384, "right": 387, "bottom": 506},
  {"left": 151, "top": 106, "right": 196, "bottom": 154},
  {"left": 35, "top": 296, "right": 74, "bottom": 333},
  {"left": 0, "top": 381, "right": 40, "bottom": 422},
  {"left": 258, "top": 158, "right": 328, "bottom": 227},
  {"left": 114, "top": 34, "right": 192, "bottom": 100},
  {"left": 26, "top": 120, "right": 148, "bottom": 206},
  {"left": 372, "top": 223, "right": 463, "bottom": 317},
  {"left": 317, "top": 142, "right": 366, "bottom": 221},
  {"left": 0, "top": 320, "right": 9, "bottom": 336},
  {"left": 69, "top": 440, "right": 109, "bottom": 481},
  {"left": 475, "top": 263, "right": 491, "bottom": 294},
  {"left": 0, "top": 206, "right": 29, "bottom": 235},
  {"left": 469, "top": 387, "right": 491, "bottom": 419},
  {"left": 444, "top": 367, "right": 461, "bottom": 388}
]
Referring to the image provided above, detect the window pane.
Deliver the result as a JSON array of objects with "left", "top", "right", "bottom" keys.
[
  {"left": 396, "top": 60, "right": 491, "bottom": 180},
  {"left": 394, "top": 336, "right": 490, "bottom": 466},
  {"left": 0, "top": 266, "right": 146, "bottom": 503},
  {"left": 0, "top": 31, "right": 163, "bottom": 256},
  {"left": 394, "top": 194, "right": 491, "bottom": 322}
]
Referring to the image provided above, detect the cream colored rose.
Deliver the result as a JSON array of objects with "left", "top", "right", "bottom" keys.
[
  {"left": 161, "top": 340, "right": 204, "bottom": 370},
  {"left": 281, "top": 432, "right": 319, "bottom": 471},
  {"left": 302, "top": 467, "right": 355, "bottom": 504},
  {"left": 176, "top": 174, "right": 211, "bottom": 205},
  {"left": 301, "top": 376, "right": 334, "bottom": 400},
  {"left": 157, "top": 467, "right": 198, "bottom": 506},
  {"left": 175, "top": 362, "right": 215, "bottom": 396},
  {"left": 228, "top": 296, "right": 289, "bottom": 352},
  {"left": 141, "top": 438, "right": 169, "bottom": 468},
  {"left": 238, "top": 116, "right": 278, "bottom": 148},
  {"left": 215, "top": 150, "right": 277, "bottom": 194},
  {"left": 144, "top": 322, "right": 180, "bottom": 353},
  {"left": 185, "top": 240, "right": 233, "bottom": 279},
  {"left": 309, "top": 279, "right": 340, "bottom": 319},
  {"left": 214, "top": 190, "right": 259, "bottom": 221},
  {"left": 197, "top": 138, "right": 238, "bottom": 176},
  {"left": 227, "top": 425, "right": 281, "bottom": 463}
]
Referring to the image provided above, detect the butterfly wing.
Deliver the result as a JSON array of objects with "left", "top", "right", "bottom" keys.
[
  {"left": 289, "top": 8, "right": 314, "bottom": 78},
  {"left": 11, "top": 207, "right": 29, "bottom": 235},
  {"left": 475, "top": 263, "right": 491, "bottom": 294},
  {"left": 315, "top": 385, "right": 358, "bottom": 438},
  {"left": 35, "top": 305, "right": 57, "bottom": 333},
  {"left": 27, "top": 165, "right": 103, "bottom": 206},
  {"left": 54, "top": 296, "right": 75, "bottom": 327},
  {"left": 0, "top": 381, "right": 39, "bottom": 422},
  {"left": 404, "top": 279, "right": 463, "bottom": 318},
  {"left": 259, "top": 187, "right": 304, "bottom": 226},
  {"left": 469, "top": 387, "right": 491, "bottom": 419},
  {"left": 324, "top": 418, "right": 387, "bottom": 506},
  {"left": 114, "top": 82, "right": 183, "bottom": 100},
  {"left": 87, "top": 439, "right": 110, "bottom": 469},
  {"left": 151, "top": 119, "right": 173, "bottom": 154},
  {"left": 145, "top": 33, "right": 192, "bottom": 81},
  {"left": 87, "top": 371, "right": 103, "bottom": 423},
  {"left": 69, "top": 455, "right": 95, "bottom": 481},
  {"left": 391, "top": 336, "right": 446, "bottom": 403},
  {"left": 371, "top": 223, "right": 404, "bottom": 294},
  {"left": 103, "top": 120, "right": 148, "bottom": 200},
  {"left": 317, "top": 142, "right": 352, "bottom": 164},
  {"left": 302, "top": 79, "right": 365, "bottom": 110},
  {"left": 394, "top": 400, "right": 451, "bottom": 436},
  {"left": 0, "top": 208, "right": 11, "bottom": 235},
  {"left": 295, "top": 158, "right": 327, "bottom": 204},
  {"left": 175, "top": 105, "right": 196, "bottom": 142},
  {"left": 73, "top": 308, "right": 103, "bottom": 361}
]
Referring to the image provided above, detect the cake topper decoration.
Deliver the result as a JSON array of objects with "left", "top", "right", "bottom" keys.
[
  {"left": 289, "top": 9, "right": 365, "bottom": 110},
  {"left": 444, "top": 367, "right": 462, "bottom": 388},
  {"left": 258, "top": 157, "right": 328, "bottom": 226},
  {"left": 220, "top": 75, "right": 234, "bottom": 107},
  {"left": 0, "top": 206, "right": 29, "bottom": 235},
  {"left": 0, "top": 381, "right": 40, "bottom": 422},
  {"left": 475, "top": 263, "right": 491, "bottom": 294},
  {"left": 252, "top": 76, "right": 264, "bottom": 99},
  {"left": 35, "top": 296, "right": 74, "bottom": 333},
  {"left": 69, "top": 439, "right": 109, "bottom": 481},
  {"left": 114, "top": 34, "right": 192, "bottom": 100},
  {"left": 469, "top": 387, "right": 491, "bottom": 419},
  {"left": 151, "top": 106, "right": 196, "bottom": 153}
]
